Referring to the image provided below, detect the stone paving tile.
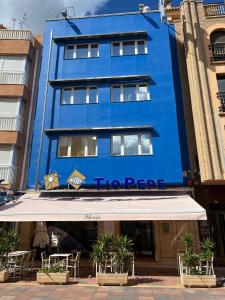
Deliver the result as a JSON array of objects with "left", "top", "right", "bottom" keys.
[{"left": 0, "top": 297, "right": 16, "bottom": 300}]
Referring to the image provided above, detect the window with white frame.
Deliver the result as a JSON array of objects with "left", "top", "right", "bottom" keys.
[
  {"left": 111, "top": 133, "right": 152, "bottom": 156},
  {"left": 111, "top": 83, "right": 150, "bottom": 102},
  {"left": 61, "top": 86, "right": 98, "bottom": 104},
  {"left": 65, "top": 43, "right": 99, "bottom": 59},
  {"left": 111, "top": 40, "right": 147, "bottom": 56},
  {"left": 58, "top": 136, "right": 97, "bottom": 157}
]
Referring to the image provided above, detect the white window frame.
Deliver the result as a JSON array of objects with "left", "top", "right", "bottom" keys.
[
  {"left": 65, "top": 43, "right": 99, "bottom": 59},
  {"left": 111, "top": 39, "right": 147, "bottom": 56},
  {"left": 58, "top": 136, "right": 98, "bottom": 157},
  {"left": 111, "top": 133, "right": 153, "bottom": 156},
  {"left": 111, "top": 83, "right": 150, "bottom": 102},
  {"left": 61, "top": 86, "right": 98, "bottom": 105}
]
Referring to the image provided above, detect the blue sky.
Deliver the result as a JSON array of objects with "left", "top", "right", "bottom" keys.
[
  {"left": 0, "top": 0, "right": 223, "bottom": 33},
  {"left": 96, "top": 0, "right": 223, "bottom": 14}
]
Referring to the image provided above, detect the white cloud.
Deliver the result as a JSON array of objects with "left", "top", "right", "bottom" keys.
[{"left": 0, "top": 0, "right": 109, "bottom": 34}]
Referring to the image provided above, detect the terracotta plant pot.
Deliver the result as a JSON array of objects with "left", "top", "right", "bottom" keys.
[
  {"left": 37, "top": 272, "right": 69, "bottom": 284},
  {"left": 96, "top": 272, "right": 128, "bottom": 286}
]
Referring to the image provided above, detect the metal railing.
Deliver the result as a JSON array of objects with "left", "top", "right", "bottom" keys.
[
  {"left": 209, "top": 43, "right": 225, "bottom": 62},
  {"left": 217, "top": 92, "right": 225, "bottom": 112},
  {"left": 0, "top": 115, "right": 23, "bottom": 132},
  {"left": 205, "top": 3, "right": 225, "bottom": 16},
  {"left": 0, "top": 165, "right": 17, "bottom": 185},
  {"left": 0, "top": 29, "right": 33, "bottom": 41},
  {"left": 0, "top": 71, "right": 27, "bottom": 85}
]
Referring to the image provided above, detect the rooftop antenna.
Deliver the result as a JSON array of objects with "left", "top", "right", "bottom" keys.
[
  {"left": 56, "top": 7, "right": 76, "bottom": 19},
  {"left": 12, "top": 17, "right": 16, "bottom": 29},
  {"left": 19, "top": 13, "right": 28, "bottom": 30}
]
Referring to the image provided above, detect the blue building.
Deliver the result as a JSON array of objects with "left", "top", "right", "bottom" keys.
[
  {"left": 22, "top": 8, "right": 206, "bottom": 266},
  {"left": 28, "top": 10, "right": 189, "bottom": 190}
]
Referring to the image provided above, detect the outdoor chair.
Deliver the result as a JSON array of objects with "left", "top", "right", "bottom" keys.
[
  {"left": 178, "top": 253, "right": 187, "bottom": 275},
  {"left": 8, "top": 254, "right": 25, "bottom": 281},
  {"left": 28, "top": 249, "right": 36, "bottom": 272},
  {"left": 41, "top": 251, "right": 49, "bottom": 268},
  {"left": 67, "top": 252, "right": 81, "bottom": 279},
  {"left": 200, "top": 255, "right": 214, "bottom": 275},
  {"left": 21, "top": 251, "right": 31, "bottom": 278}
]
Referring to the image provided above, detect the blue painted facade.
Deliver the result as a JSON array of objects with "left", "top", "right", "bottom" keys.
[{"left": 27, "top": 11, "right": 189, "bottom": 189}]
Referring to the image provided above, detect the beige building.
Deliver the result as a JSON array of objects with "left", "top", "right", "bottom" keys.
[
  {"left": 0, "top": 29, "right": 41, "bottom": 189},
  {"left": 167, "top": 1, "right": 225, "bottom": 263}
]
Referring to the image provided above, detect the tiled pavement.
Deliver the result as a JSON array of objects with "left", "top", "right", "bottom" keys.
[{"left": 0, "top": 282, "right": 224, "bottom": 300}]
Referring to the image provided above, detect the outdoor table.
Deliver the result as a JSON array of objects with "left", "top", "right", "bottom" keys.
[
  {"left": 8, "top": 251, "right": 29, "bottom": 257},
  {"left": 49, "top": 253, "right": 72, "bottom": 271}
]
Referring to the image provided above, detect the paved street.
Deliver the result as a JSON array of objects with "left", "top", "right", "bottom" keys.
[{"left": 0, "top": 283, "right": 224, "bottom": 300}]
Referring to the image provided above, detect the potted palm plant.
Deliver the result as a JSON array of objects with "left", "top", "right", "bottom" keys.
[
  {"left": 91, "top": 234, "right": 133, "bottom": 286},
  {"left": 37, "top": 263, "right": 69, "bottom": 284},
  {"left": 0, "top": 230, "right": 19, "bottom": 282},
  {"left": 179, "top": 233, "right": 216, "bottom": 287}
]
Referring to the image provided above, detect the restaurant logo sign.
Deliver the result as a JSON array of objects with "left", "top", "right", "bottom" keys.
[
  {"left": 44, "top": 172, "right": 59, "bottom": 190},
  {"left": 67, "top": 170, "right": 86, "bottom": 190}
]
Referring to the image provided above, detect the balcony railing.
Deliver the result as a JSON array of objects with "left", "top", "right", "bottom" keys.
[
  {"left": 209, "top": 44, "right": 225, "bottom": 62},
  {"left": 205, "top": 3, "right": 225, "bottom": 16},
  {"left": 0, "top": 71, "right": 27, "bottom": 85},
  {"left": 217, "top": 92, "right": 225, "bottom": 112},
  {"left": 0, "top": 115, "right": 23, "bottom": 132},
  {"left": 0, "top": 165, "right": 17, "bottom": 185},
  {"left": 0, "top": 29, "right": 33, "bottom": 41}
]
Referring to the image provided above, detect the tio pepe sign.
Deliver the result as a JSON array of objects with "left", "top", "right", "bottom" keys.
[{"left": 94, "top": 177, "right": 165, "bottom": 190}]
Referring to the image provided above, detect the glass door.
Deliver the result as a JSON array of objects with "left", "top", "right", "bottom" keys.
[{"left": 121, "top": 221, "right": 155, "bottom": 258}]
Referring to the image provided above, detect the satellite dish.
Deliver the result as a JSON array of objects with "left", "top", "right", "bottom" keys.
[
  {"left": 143, "top": 6, "right": 151, "bottom": 13},
  {"left": 56, "top": 7, "right": 75, "bottom": 19}
]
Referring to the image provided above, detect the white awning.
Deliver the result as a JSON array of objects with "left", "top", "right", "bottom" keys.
[{"left": 0, "top": 193, "right": 207, "bottom": 221}]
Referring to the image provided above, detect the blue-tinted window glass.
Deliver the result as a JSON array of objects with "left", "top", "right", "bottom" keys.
[
  {"left": 124, "top": 135, "right": 138, "bottom": 155},
  {"left": 90, "top": 44, "right": 98, "bottom": 57},
  {"left": 89, "top": 87, "right": 97, "bottom": 103},
  {"left": 112, "top": 135, "right": 121, "bottom": 155},
  {"left": 123, "top": 85, "right": 136, "bottom": 101},
  {"left": 65, "top": 46, "right": 74, "bottom": 59},
  {"left": 138, "top": 84, "right": 148, "bottom": 100},
  {"left": 62, "top": 88, "right": 72, "bottom": 104},
  {"left": 111, "top": 86, "right": 121, "bottom": 102},
  {"left": 74, "top": 88, "right": 87, "bottom": 104},
  {"left": 137, "top": 41, "right": 146, "bottom": 54},
  {"left": 112, "top": 42, "right": 120, "bottom": 56},
  {"left": 123, "top": 41, "right": 135, "bottom": 55},
  {"left": 141, "top": 133, "right": 151, "bottom": 154},
  {"left": 76, "top": 45, "right": 88, "bottom": 58}
]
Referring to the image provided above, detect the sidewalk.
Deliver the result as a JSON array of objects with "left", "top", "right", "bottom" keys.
[{"left": 0, "top": 283, "right": 224, "bottom": 300}]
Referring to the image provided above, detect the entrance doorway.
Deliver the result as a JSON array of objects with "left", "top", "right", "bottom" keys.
[
  {"left": 121, "top": 221, "right": 155, "bottom": 258},
  {"left": 47, "top": 221, "right": 98, "bottom": 256}
]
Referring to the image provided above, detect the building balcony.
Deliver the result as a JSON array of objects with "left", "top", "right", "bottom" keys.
[
  {"left": 217, "top": 92, "right": 225, "bottom": 113},
  {"left": 0, "top": 165, "right": 17, "bottom": 185},
  {"left": 0, "top": 115, "right": 23, "bottom": 132},
  {"left": 209, "top": 44, "right": 225, "bottom": 62},
  {"left": 204, "top": 3, "right": 225, "bottom": 16},
  {"left": 0, "top": 71, "right": 28, "bottom": 86},
  {"left": 0, "top": 29, "right": 33, "bottom": 41}
]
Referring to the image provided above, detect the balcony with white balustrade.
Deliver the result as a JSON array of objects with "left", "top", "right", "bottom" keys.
[
  {"left": 0, "top": 70, "right": 28, "bottom": 86},
  {"left": 0, "top": 165, "right": 17, "bottom": 185},
  {"left": 0, "top": 29, "right": 33, "bottom": 41},
  {"left": 0, "top": 115, "right": 23, "bottom": 132}
]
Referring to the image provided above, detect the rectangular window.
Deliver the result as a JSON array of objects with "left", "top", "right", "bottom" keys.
[
  {"left": 111, "top": 83, "right": 150, "bottom": 102},
  {"left": 111, "top": 40, "right": 147, "bottom": 56},
  {"left": 58, "top": 136, "right": 97, "bottom": 157},
  {"left": 61, "top": 87, "right": 98, "bottom": 104},
  {"left": 111, "top": 133, "right": 152, "bottom": 156},
  {"left": 65, "top": 44, "right": 99, "bottom": 59}
]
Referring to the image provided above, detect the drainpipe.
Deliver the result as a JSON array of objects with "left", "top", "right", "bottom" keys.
[
  {"left": 19, "top": 48, "right": 39, "bottom": 191},
  {"left": 35, "top": 31, "right": 53, "bottom": 190}
]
